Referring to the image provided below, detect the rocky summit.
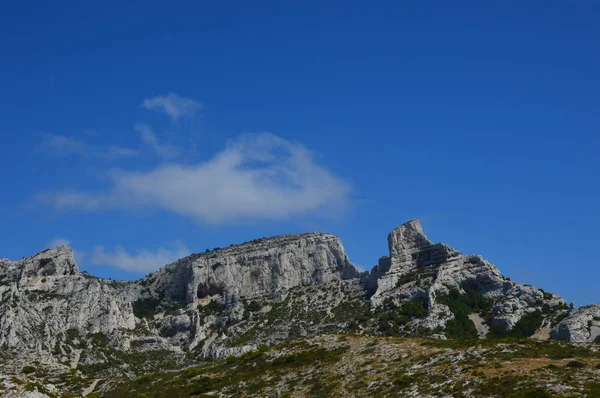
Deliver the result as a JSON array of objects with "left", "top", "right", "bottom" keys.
[{"left": 0, "top": 220, "right": 599, "bottom": 397}]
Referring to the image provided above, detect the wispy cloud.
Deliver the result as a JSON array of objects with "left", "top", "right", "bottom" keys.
[
  {"left": 90, "top": 242, "right": 190, "bottom": 272},
  {"left": 40, "top": 133, "right": 137, "bottom": 159},
  {"left": 41, "top": 133, "right": 88, "bottom": 156},
  {"left": 136, "top": 123, "right": 179, "bottom": 159},
  {"left": 141, "top": 92, "right": 202, "bottom": 121},
  {"left": 41, "top": 133, "right": 351, "bottom": 224},
  {"left": 107, "top": 145, "right": 138, "bottom": 158}
]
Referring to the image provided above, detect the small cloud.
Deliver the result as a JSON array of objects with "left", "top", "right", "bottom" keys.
[
  {"left": 40, "top": 133, "right": 352, "bottom": 224},
  {"left": 39, "top": 191, "right": 104, "bottom": 210},
  {"left": 40, "top": 133, "right": 88, "bottom": 157},
  {"left": 107, "top": 146, "right": 138, "bottom": 158},
  {"left": 39, "top": 133, "right": 137, "bottom": 159},
  {"left": 141, "top": 92, "right": 202, "bottom": 121},
  {"left": 136, "top": 123, "right": 179, "bottom": 159},
  {"left": 90, "top": 242, "right": 190, "bottom": 273}
]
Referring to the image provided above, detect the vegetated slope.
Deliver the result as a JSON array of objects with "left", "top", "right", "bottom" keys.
[{"left": 10, "top": 335, "right": 600, "bottom": 397}]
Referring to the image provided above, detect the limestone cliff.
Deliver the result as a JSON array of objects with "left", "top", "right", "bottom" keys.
[{"left": 149, "top": 232, "right": 357, "bottom": 304}]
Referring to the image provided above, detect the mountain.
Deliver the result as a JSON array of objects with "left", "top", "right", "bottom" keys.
[{"left": 0, "top": 220, "right": 599, "bottom": 397}]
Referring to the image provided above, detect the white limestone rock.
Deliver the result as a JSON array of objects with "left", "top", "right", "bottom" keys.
[
  {"left": 370, "top": 220, "right": 568, "bottom": 332},
  {"left": 551, "top": 304, "right": 600, "bottom": 343},
  {"left": 148, "top": 232, "right": 358, "bottom": 304},
  {"left": 0, "top": 246, "right": 137, "bottom": 353}
]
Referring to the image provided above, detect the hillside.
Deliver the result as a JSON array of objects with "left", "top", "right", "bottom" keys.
[{"left": 3, "top": 335, "right": 600, "bottom": 397}]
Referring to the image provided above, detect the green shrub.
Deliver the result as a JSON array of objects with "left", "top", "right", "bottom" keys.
[
  {"left": 510, "top": 311, "right": 544, "bottom": 338},
  {"left": 21, "top": 366, "right": 36, "bottom": 374},
  {"left": 133, "top": 297, "right": 162, "bottom": 319},
  {"left": 198, "top": 299, "right": 225, "bottom": 316},
  {"left": 507, "top": 387, "right": 554, "bottom": 398},
  {"left": 246, "top": 300, "right": 262, "bottom": 312},
  {"left": 396, "top": 271, "right": 418, "bottom": 287},
  {"left": 437, "top": 288, "right": 491, "bottom": 339},
  {"left": 488, "top": 311, "right": 544, "bottom": 339},
  {"left": 566, "top": 360, "right": 585, "bottom": 368},
  {"left": 399, "top": 298, "right": 428, "bottom": 318},
  {"left": 135, "top": 374, "right": 155, "bottom": 384},
  {"left": 89, "top": 332, "right": 110, "bottom": 346},
  {"left": 392, "top": 374, "right": 414, "bottom": 388}
]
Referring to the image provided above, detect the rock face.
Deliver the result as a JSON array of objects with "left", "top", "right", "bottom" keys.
[
  {"left": 551, "top": 304, "right": 600, "bottom": 343},
  {"left": 151, "top": 232, "right": 358, "bottom": 304},
  {"left": 0, "top": 220, "right": 597, "bottom": 377},
  {"left": 370, "top": 220, "right": 568, "bottom": 333},
  {"left": 0, "top": 246, "right": 137, "bottom": 355},
  {"left": 0, "top": 233, "right": 361, "bottom": 363},
  {"left": 136, "top": 232, "right": 360, "bottom": 357}
]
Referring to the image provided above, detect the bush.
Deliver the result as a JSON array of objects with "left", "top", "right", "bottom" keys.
[
  {"left": 133, "top": 297, "right": 162, "bottom": 319},
  {"left": 488, "top": 311, "right": 544, "bottom": 339},
  {"left": 246, "top": 301, "right": 262, "bottom": 312},
  {"left": 509, "top": 311, "right": 544, "bottom": 338},
  {"left": 399, "top": 298, "right": 428, "bottom": 318},
  {"left": 437, "top": 288, "right": 491, "bottom": 339},
  {"left": 392, "top": 374, "right": 414, "bottom": 388},
  {"left": 198, "top": 300, "right": 225, "bottom": 316},
  {"left": 507, "top": 387, "right": 554, "bottom": 398},
  {"left": 566, "top": 360, "right": 586, "bottom": 368},
  {"left": 22, "top": 366, "right": 36, "bottom": 374}
]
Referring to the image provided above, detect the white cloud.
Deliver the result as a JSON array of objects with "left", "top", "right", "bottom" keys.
[
  {"left": 43, "top": 133, "right": 351, "bottom": 224},
  {"left": 90, "top": 242, "right": 190, "bottom": 273},
  {"left": 141, "top": 92, "right": 202, "bottom": 121},
  {"left": 136, "top": 124, "right": 179, "bottom": 159},
  {"left": 40, "top": 133, "right": 137, "bottom": 159}
]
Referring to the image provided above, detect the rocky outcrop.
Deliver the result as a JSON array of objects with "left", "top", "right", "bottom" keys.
[
  {"left": 139, "top": 232, "right": 360, "bottom": 357},
  {"left": 0, "top": 246, "right": 138, "bottom": 354},
  {"left": 370, "top": 220, "right": 568, "bottom": 333},
  {"left": 551, "top": 304, "right": 600, "bottom": 343},
  {"left": 148, "top": 232, "right": 358, "bottom": 303}
]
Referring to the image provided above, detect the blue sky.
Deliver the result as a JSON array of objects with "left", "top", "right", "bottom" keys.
[{"left": 1, "top": 1, "right": 599, "bottom": 306}]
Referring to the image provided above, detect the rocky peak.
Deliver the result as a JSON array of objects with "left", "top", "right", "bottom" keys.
[
  {"left": 1, "top": 246, "right": 78, "bottom": 283},
  {"left": 388, "top": 220, "right": 432, "bottom": 256}
]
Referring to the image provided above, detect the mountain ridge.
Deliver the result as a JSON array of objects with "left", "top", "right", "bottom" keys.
[{"left": 1, "top": 220, "right": 600, "bottom": 396}]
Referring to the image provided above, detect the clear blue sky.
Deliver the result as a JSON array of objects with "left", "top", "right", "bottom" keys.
[{"left": 1, "top": 1, "right": 599, "bottom": 306}]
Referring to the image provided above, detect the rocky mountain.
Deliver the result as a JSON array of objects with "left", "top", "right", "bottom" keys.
[{"left": 0, "top": 220, "right": 598, "bottom": 397}]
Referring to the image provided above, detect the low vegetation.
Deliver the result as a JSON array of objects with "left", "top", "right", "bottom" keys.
[{"left": 96, "top": 335, "right": 600, "bottom": 397}]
